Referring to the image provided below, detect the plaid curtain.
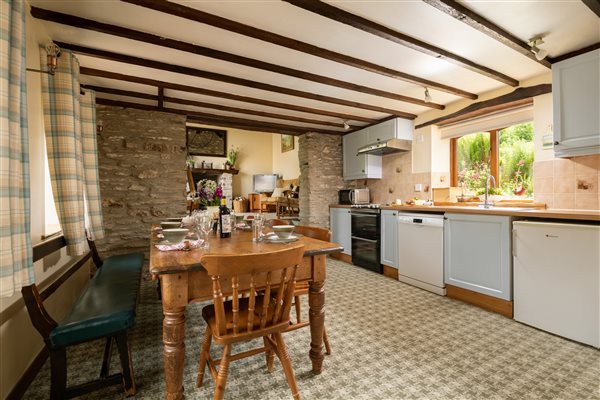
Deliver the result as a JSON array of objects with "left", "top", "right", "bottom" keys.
[
  {"left": 0, "top": 0, "right": 34, "bottom": 297},
  {"left": 41, "top": 49, "right": 104, "bottom": 255},
  {"left": 80, "top": 89, "right": 104, "bottom": 240}
]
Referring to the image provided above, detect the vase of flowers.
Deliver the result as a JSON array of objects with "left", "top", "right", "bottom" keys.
[{"left": 186, "top": 179, "right": 223, "bottom": 217}]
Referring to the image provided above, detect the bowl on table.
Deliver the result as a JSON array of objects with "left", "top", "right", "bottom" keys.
[
  {"left": 161, "top": 221, "right": 181, "bottom": 230},
  {"left": 272, "top": 225, "right": 295, "bottom": 239},
  {"left": 162, "top": 228, "right": 189, "bottom": 244},
  {"left": 165, "top": 217, "right": 183, "bottom": 222}
]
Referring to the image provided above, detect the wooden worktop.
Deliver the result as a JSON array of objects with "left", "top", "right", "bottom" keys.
[{"left": 329, "top": 204, "right": 600, "bottom": 221}]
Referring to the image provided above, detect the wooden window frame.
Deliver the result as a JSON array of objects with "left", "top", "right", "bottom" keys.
[{"left": 450, "top": 129, "right": 500, "bottom": 188}]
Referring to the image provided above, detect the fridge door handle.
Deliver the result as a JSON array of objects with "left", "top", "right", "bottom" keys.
[{"left": 512, "top": 228, "right": 517, "bottom": 258}]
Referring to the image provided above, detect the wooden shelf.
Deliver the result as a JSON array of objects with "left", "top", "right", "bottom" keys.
[{"left": 189, "top": 167, "right": 239, "bottom": 175}]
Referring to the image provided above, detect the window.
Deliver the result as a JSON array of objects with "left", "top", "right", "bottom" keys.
[
  {"left": 43, "top": 142, "right": 61, "bottom": 237},
  {"left": 451, "top": 122, "right": 534, "bottom": 198}
]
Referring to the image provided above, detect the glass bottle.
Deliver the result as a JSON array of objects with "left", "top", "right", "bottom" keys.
[{"left": 219, "top": 198, "right": 231, "bottom": 238}]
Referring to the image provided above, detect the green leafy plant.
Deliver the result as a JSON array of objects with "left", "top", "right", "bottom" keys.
[{"left": 227, "top": 146, "right": 239, "bottom": 167}]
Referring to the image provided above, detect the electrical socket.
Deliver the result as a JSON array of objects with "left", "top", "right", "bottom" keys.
[{"left": 414, "top": 183, "right": 422, "bottom": 192}]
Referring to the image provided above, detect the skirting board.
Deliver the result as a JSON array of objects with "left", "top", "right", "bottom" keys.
[
  {"left": 382, "top": 265, "right": 398, "bottom": 280},
  {"left": 329, "top": 253, "right": 352, "bottom": 264},
  {"left": 447, "top": 284, "right": 513, "bottom": 318}
]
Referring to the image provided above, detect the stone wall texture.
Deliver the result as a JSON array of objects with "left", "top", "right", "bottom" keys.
[
  {"left": 299, "top": 133, "right": 345, "bottom": 228},
  {"left": 96, "top": 106, "right": 187, "bottom": 258}
]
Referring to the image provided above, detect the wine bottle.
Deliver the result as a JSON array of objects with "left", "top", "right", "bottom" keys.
[{"left": 219, "top": 198, "right": 231, "bottom": 238}]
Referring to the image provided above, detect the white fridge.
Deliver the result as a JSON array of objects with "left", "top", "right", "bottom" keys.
[{"left": 513, "top": 221, "right": 600, "bottom": 348}]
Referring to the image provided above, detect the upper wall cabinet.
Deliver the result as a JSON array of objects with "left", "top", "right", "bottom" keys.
[
  {"left": 552, "top": 49, "right": 600, "bottom": 158},
  {"left": 367, "top": 118, "right": 413, "bottom": 144},
  {"left": 343, "top": 130, "right": 382, "bottom": 180},
  {"left": 342, "top": 118, "right": 413, "bottom": 180}
]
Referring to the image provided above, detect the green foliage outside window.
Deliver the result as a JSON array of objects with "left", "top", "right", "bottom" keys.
[{"left": 455, "top": 122, "right": 534, "bottom": 198}]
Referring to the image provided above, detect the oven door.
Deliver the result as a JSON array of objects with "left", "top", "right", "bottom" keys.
[
  {"left": 351, "top": 236, "right": 381, "bottom": 273},
  {"left": 351, "top": 211, "right": 379, "bottom": 240}
]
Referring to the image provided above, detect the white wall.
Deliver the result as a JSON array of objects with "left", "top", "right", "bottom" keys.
[
  {"left": 0, "top": 9, "right": 90, "bottom": 399},
  {"left": 533, "top": 93, "right": 555, "bottom": 162},
  {"left": 186, "top": 123, "right": 274, "bottom": 196},
  {"left": 272, "top": 134, "right": 300, "bottom": 179}
]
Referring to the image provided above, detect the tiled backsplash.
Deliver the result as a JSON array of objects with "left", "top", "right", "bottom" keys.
[{"left": 533, "top": 154, "right": 599, "bottom": 210}]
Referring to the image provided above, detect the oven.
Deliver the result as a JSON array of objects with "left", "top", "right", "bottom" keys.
[{"left": 351, "top": 207, "right": 382, "bottom": 273}]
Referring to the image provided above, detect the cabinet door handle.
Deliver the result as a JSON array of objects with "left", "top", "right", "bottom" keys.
[
  {"left": 554, "top": 141, "right": 559, "bottom": 145},
  {"left": 361, "top": 169, "right": 365, "bottom": 173}
]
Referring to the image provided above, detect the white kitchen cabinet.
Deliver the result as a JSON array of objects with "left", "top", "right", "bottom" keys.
[
  {"left": 513, "top": 221, "right": 600, "bottom": 347},
  {"left": 330, "top": 207, "right": 351, "bottom": 256},
  {"left": 552, "top": 49, "right": 600, "bottom": 157},
  {"left": 342, "top": 130, "right": 382, "bottom": 180},
  {"left": 444, "top": 213, "right": 512, "bottom": 300},
  {"left": 380, "top": 209, "right": 398, "bottom": 268},
  {"left": 367, "top": 118, "right": 413, "bottom": 144}
]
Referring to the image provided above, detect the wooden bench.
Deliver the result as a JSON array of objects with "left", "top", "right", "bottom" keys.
[{"left": 21, "top": 238, "right": 144, "bottom": 399}]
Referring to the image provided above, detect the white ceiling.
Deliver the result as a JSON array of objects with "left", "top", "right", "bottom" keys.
[{"left": 29, "top": 0, "right": 600, "bottom": 134}]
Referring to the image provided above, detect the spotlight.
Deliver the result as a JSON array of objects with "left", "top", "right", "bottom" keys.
[
  {"left": 343, "top": 121, "right": 350, "bottom": 130},
  {"left": 424, "top": 87, "right": 432, "bottom": 103},
  {"left": 528, "top": 37, "right": 548, "bottom": 61}
]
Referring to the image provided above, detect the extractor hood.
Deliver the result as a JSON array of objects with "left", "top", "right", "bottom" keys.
[{"left": 357, "top": 138, "right": 412, "bottom": 156}]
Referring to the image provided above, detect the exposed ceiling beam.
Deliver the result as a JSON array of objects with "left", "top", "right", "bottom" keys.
[
  {"left": 80, "top": 67, "right": 378, "bottom": 124},
  {"left": 422, "top": 0, "right": 552, "bottom": 67},
  {"left": 121, "top": 0, "right": 477, "bottom": 100},
  {"left": 283, "top": 0, "right": 519, "bottom": 87},
  {"left": 32, "top": 7, "right": 438, "bottom": 111},
  {"left": 61, "top": 43, "right": 415, "bottom": 119},
  {"left": 415, "top": 84, "right": 552, "bottom": 129},
  {"left": 82, "top": 83, "right": 359, "bottom": 129},
  {"left": 95, "top": 98, "right": 342, "bottom": 135},
  {"left": 551, "top": 42, "right": 600, "bottom": 63},
  {"left": 582, "top": 0, "right": 600, "bottom": 18}
]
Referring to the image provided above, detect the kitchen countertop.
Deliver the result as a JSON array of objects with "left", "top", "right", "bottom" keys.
[{"left": 329, "top": 204, "right": 600, "bottom": 221}]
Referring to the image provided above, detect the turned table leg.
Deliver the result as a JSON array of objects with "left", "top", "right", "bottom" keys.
[
  {"left": 161, "top": 274, "right": 188, "bottom": 400},
  {"left": 308, "top": 279, "right": 325, "bottom": 374}
]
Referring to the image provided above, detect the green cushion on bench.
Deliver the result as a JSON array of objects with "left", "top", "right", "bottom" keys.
[{"left": 49, "top": 252, "right": 144, "bottom": 349}]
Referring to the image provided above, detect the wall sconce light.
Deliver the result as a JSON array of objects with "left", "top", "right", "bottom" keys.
[
  {"left": 528, "top": 37, "right": 548, "bottom": 61},
  {"left": 27, "top": 43, "right": 61, "bottom": 75},
  {"left": 424, "top": 87, "right": 432, "bottom": 103},
  {"left": 343, "top": 121, "right": 350, "bottom": 130}
]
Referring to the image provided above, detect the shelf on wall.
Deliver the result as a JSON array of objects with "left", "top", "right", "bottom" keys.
[{"left": 188, "top": 167, "right": 239, "bottom": 175}]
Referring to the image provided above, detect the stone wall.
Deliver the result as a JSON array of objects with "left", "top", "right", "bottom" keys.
[
  {"left": 96, "top": 106, "right": 187, "bottom": 258},
  {"left": 299, "top": 133, "right": 345, "bottom": 227}
]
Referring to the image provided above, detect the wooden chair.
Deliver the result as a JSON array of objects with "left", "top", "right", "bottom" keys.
[
  {"left": 197, "top": 245, "right": 305, "bottom": 400},
  {"left": 288, "top": 225, "right": 332, "bottom": 355}
]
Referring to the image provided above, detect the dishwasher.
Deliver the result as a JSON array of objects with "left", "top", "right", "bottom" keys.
[{"left": 397, "top": 213, "right": 445, "bottom": 295}]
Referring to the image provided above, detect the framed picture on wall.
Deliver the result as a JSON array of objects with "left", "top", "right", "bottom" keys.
[
  {"left": 281, "top": 134, "right": 294, "bottom": 153},
  {"left": 186, "top": 127, "right": 227, "bottom": 157}
]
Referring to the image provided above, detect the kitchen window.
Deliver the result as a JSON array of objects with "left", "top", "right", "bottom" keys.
[{"left": 450, "top": 122, "right": 534, "bottom": 198}]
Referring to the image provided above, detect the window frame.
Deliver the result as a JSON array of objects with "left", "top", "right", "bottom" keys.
[{"left": 450, "top": 129, "right": 499, "bottom": 187}]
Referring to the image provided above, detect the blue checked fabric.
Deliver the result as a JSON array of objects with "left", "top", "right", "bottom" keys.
[
  {"left": 41, "top": 49, "right": 104, "bottom": 256},
  {"left": 0, "top": 0, "right": 34, "bottom": 297}
]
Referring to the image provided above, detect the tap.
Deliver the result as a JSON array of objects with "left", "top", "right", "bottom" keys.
[{"left": 483, "top": 175, "right": 496, "bottom": 208}]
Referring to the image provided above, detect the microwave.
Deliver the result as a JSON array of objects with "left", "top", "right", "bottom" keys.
[{"left": 339, "top": 189, "right": 370, "bottom": 205}]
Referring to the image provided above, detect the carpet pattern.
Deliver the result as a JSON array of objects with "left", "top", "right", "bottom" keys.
[{"left": 24, "top": 258, "right": 599, "bottom": 399}]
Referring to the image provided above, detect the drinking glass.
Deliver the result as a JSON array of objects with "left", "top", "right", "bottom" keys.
[{"left": 199, "top": 213, "right": 213, "bottom": 250}]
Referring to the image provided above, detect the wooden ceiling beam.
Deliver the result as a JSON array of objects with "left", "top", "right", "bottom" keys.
[
  {"left": 415, "top": 83, "right": 551, "bottom": 129},
  {"left": 48, "top": 41, "right": 416, "bottom": 119},
  {"left": 284, "top": 0, "right": 519, "bottom": 87},
  {"left": 121, "top": 0, "right": 477, "bottom": 100},
  {"left": 422, "top": 0, "right": 552, "bottom": 67},
  {"left": 82, "top": 83, "right": 359, "bottom": 128},
  {"left": 32, "top": 7, "right": 437, "bottom": 111},
  {"left": 79, "top": 66, "right": 378, "bottom": 124},
  {"left": 582, "top": 0, "right": 600, "bottom": 18},
  {"left": 95, "top": 98, "right": 341, "bottom": 135}
]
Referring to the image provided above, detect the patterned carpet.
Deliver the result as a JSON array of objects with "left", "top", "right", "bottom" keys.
[{"left": 24, "top": 258, "right": 599, "bottom": 400}]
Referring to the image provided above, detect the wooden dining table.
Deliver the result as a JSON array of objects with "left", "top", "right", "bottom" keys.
[{"left": 149, "top": 227, "right": 343, "bottom": 400}]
